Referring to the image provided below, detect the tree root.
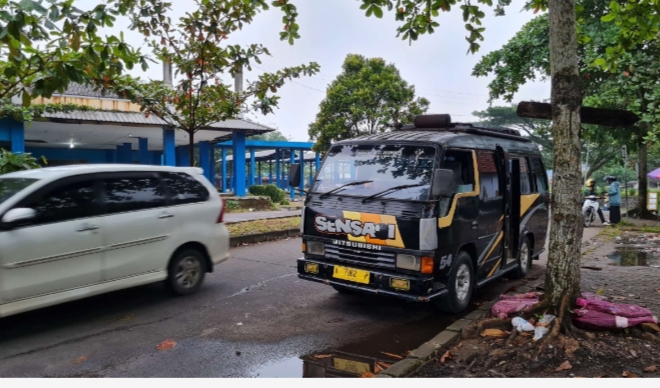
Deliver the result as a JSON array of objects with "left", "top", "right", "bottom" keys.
[
  {"left": 533, "top": 295, "right": 570, "bottom": 360},
  {"left": 504, "top": 328, "right": 518, "bottom": 347},
  {"left": 524, "top": 300, "right": 552, "bottom": 319}
]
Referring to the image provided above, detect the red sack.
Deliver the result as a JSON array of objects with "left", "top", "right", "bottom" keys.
[
  {"left": 573, "top": 308, "right": 658, "bottom": 331},
  {"left": 576, "top": 298, "right": 655, "bottom": 318},
  {"left": 491, "top": 292, "right": 540, "bottom": 319}
]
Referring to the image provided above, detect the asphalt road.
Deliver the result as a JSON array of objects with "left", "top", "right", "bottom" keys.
[{"left": 0, "top": 227, "right": 601, "bottom": 377}]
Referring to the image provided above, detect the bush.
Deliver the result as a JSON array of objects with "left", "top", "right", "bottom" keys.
[
  {"left": 248, "top": 185, "right": 267, "bottom": 196},
  {"left": 0, "top": 149, "right": 46, "bottom": 175},
  {"left": 225, "top": 200, "right": 240, "bottom": 211},
  {"left": 280, "top": 199, "right": 291, "bottom": 206},
  {"left": 627, "top": 188, "right": 637, "bottom": 196},
  {"left": 249, "top": 184, "right": 286, "bottom": 204}
]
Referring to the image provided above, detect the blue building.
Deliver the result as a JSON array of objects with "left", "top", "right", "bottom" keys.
[{"left": 1, "top": 84, "right": 315, "bottom": 196}]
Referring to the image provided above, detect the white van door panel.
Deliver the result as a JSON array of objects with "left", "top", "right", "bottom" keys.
[
  {"left": 100, "top": 175, "right": 173, "bottom": 280},
  {"left": 0, "top": 179, "right": 103, "bottom": 302}
]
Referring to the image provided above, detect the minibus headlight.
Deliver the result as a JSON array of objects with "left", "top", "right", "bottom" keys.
[
  {"left": 306, "top": 241, "right": 325, "bottom": 256},
  {"left": 396, "top": 254, "right": 420, "bottom": 271}
]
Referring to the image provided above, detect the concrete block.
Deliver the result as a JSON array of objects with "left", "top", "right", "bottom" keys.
[
  {"left": 445, "top": 319, "right": 472, "bottom": 332},
  {"left": 428, "top": 330, "right": 460, "bottom": 347},
  {"left": 463, "top": 310, "right": 487, "bottom": 321},
  {"left": 382, "top": 358, "right": 422, "bottom": 377},
  {"left": 408, "top": 341, "right": 441, "bottom": 360}
]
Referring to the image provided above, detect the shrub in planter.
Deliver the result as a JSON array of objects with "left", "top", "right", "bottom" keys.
[
  {"left": 249, "top": 185, "right": 267, "bottom": 196},
  {"left": 263, "top": 184, "right": 286, "bottom": 204}
]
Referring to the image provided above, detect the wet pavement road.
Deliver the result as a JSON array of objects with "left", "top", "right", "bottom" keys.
[{"left": 0, "top": 229, "right": 600, "bottom": 377}]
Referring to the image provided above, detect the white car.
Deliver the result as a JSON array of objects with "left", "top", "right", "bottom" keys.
[{"left": 0, "top": 165, "right": 229, "bottom": 318}]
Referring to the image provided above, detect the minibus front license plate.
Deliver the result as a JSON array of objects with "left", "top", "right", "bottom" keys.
[{"left": 333, "top": 266, "right": 370, "bottom": 284}]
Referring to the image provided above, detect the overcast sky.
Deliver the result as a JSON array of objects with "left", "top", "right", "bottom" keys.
[{"left": 87, "top": 0, "right": 548, "bottom": 141}]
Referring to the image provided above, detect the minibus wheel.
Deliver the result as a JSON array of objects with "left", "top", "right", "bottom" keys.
[
  {"left": 512, "top": 236, "right": 532, "bottom": 279},
  {"left": 436, "top": 251, "right": 474, "bottom": 313}
]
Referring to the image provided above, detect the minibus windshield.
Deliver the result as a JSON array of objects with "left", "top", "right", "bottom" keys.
[{"left": 312, "top": 144, "right": 436, "bottom": 201}]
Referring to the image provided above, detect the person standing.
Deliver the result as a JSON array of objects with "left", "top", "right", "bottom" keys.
[
  {"left": 605, "top": 176, "right": 621, "bottom": 224},
  {"left": 584, "top": 179, "right": 609, "bottom": 225}
]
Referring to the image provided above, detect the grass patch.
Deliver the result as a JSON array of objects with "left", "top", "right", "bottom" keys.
[
  {"left": 641, "top": 225, "right": 660, "bottom": 233},
  {"left": 227, "top": 217, "right": 300, "bottom": 236},
  {"left": 602, "top": 225, "right": 622, "bottom": 241}
]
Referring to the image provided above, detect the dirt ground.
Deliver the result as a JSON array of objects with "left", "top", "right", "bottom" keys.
[{"left": 416, "top": 327, "right": 660, "bottom": 378}]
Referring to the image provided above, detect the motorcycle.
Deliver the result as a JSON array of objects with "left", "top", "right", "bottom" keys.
[{"left": 582, "top": 194, "right": 602, "bottom": 227}]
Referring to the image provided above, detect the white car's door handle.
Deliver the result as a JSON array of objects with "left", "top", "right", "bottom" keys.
[
  {"left": 159, "top": 213, "right": 175, "bottom": 219},
  {"left": 77, "top": 224, "right": 100, "bottom": 232}
]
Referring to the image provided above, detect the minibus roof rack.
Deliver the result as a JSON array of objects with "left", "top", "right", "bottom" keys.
[{"left": 397, "top": 114, "right": 530, "bottom": 142}]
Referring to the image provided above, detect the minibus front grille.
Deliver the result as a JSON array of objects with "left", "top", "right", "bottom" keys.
[{"left": 324, "top": 244, "right": 396, "bottom": 269}]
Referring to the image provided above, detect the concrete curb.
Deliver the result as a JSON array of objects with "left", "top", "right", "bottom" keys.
[
  {"left": 225, "top": 214, "right": 299, "bottom": 225},
  {"left": 229, "top": 228, "right": 300, "bottom": 247},
  {"left": 378, "top": 279, "right": 546, "bottom": 378}
]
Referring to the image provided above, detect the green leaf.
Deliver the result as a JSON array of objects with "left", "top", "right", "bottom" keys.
[
  {"left": 601, "top": 13, "right": 616, "bottom": 22},
  {"left": 372, "top": 5, "right": 383, "bottom": 18}
]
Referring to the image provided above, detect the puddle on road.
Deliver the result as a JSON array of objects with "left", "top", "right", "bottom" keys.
[
  {"left": 252, "top": 305, "right": 473, "bottom": 378},
  {"left": 610, "top": 235, "right": 660, "bottom": 268}
]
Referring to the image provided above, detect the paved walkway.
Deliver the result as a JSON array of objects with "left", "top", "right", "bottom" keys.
[
  {"left": 580, "top": 221, "right": 660, "bottom": 316},
  {"left": 225, "top": 210, "right": 300, "bottom": 224}
]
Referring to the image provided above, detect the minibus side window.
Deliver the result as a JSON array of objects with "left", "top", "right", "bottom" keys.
[
  {"left": 442, "top": 150, "right": 474, "bottom": 194},
  {"left": 530, "top": 157, "right": 548, "bottom": 193},
  {"left": 520, "top": 157, "right": 532, "bottom": 195},
  {"left": 478, "top": 151, "right": 500, "bottom": 200}
]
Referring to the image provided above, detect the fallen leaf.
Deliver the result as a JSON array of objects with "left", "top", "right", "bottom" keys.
[
  {"left": 74, "top": 356, "right": 88, "bottom": 364},
  {"left": 612, "top": 296, "right": 627, "bottom": 301},
  {"left": 376, "top": 361, "right": 392, "bottom": 370},
  {"left": 480, "top": 329, "right": 509, "bottom": 338},
  {"left": 555, "top": 361, "right": 573, "bottom": 372},
  {"left": 117, "top": 315, "right": 133, "bottom": 322},
  {"left": 630, "top": 349, "right": 637, "bottom": 358},
  {"left": 374, "top": 364, "right": 385, "bottom": 373},
  {"left": 314, "top": 354, "right": 333, "bottom": 359},
  {"left": 360, "top": 372, "right": 375, "bottom": 378},
  {"left": 381, "top": 352, "right": 404, "bottom": 360},
  {"left": 156, "top": 338, "right": 177, "bottom": 351},
  {"left": 655, "top": 288, "right": 660, "bottom": 293},
  {"left": 645, "top": 365, "right": 658, "bottom": 373},
  {"left": 622, "top": 371, "right": 638, "bottom": 378},
  {"left": 440, "top": 351, "right": 452, "bottom": 363},
  {"left": 454, "top": 342, "right": 463, "bottom": 349}
]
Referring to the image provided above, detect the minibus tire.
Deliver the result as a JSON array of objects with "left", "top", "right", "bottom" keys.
[
  {"left": 436, "top": 251, "right": 474, "bottom": 313},
  {"left": 512, "top": 237, "right": 532, "bottom": 279},
  {"left": 167, "top": 249, "right": 207, "bottom": 296}
]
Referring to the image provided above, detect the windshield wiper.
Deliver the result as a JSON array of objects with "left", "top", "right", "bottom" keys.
[
  {"left": 319, "top": 180, "right": 373, "bottom": 199},
  {"left": 361, "top": 183, "right": 425, "bottom": 203}
]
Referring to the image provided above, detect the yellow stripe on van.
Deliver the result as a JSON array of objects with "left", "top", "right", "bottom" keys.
[
  {"left": 438, "top": 151, "right": 481, "bottom": 228},
  {"left": 520, "top": 194, "right": 540, "bottom": 217},
  {"left": 342, "top": 211, "right": 366, "bottom": 242}
]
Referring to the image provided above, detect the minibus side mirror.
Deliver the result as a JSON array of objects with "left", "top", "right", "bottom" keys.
[
  {"left": 432, "top": 169, "right": 455, "bottom": 198},
  {"left": 288, "top": 163, "right": 301, "bottom": 187},
  {"left": 1, "top": 208, "right": 36, "bottom": 230}
]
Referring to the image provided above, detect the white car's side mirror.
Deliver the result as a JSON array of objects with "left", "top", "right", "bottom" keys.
[{"left": 2, "top": 208, "right": 36, "bottom": 224}]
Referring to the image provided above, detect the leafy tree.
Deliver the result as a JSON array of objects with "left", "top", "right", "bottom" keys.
[
  {"left": 0, "top": 0, "right": 158, "bottom": 117},
  {"left": 308, "top": 54, "right": 429, "bottom": 152},
  {"left": 472, "top": 0, "right": 658, "bottom": 218},
  {"left": 110, "top": 0, "right": 319, "bottom": 166},
  {"left": 473, "top": 105, "right": 554, "bottom": 167},
  {"left": 250, "top": 130, "right": 290, "bottom": 142},
  {"left": 0, "top": 149, "right": 45, "bottom": 174}
]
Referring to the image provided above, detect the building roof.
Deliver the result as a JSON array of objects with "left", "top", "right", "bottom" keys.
[
  {"left": 38, "top": 109, "right": 274, "bottom": 133},
  {"left": 222, "top": 150, "right": 319, "bottom": 163},
  {"left": 54, "top": 83, "right": 121, "bottom": 99}
]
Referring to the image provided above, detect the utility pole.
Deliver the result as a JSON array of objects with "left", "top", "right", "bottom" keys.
[
  {"left": 622, "top": 145, "right": 629, "bottom": 219},
  {"left": 234, "top": 65, "right": 244, "bottom": 119},
  {"left": 163, "top": 61, "right": 173, "bottom": 86}
]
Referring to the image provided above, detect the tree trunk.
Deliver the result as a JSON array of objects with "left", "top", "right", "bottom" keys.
[
  {"left": 188, "top": 130, "right": 195, "bottom": 167},
  {"left": 544, "top": 0, "right": 584, "bottom": 309},
  {"left": 638, "top": 123, "right": 652, "bottom": 219}
]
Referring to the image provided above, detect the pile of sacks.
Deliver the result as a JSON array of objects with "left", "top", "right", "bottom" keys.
[
  {"left": 491, "top": 291, "right": 658, "bottom": 331},
  {"left": 573, "top": 293, "right": 658, "bottom": 330}
]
